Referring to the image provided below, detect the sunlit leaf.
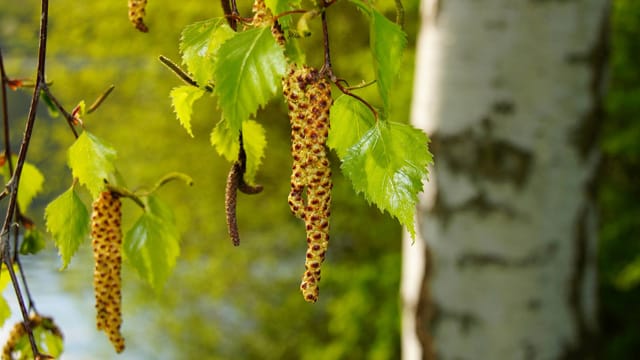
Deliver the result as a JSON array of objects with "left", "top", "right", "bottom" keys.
[
  {"left": 214, "top": 26, "right": 287, "bottom": 135},
  {"left": 210, "top": 119, "right": 238, "bottom": 163},
  {"left": 170, "top": 85, "right": 206, "bottom": 137},
  {"left": 370, "top": 9, "right": 407, "bottom": 112},
  {"left": 67, "top": 131, "right": 117, "bottom": 198},
  {"left": 347, "top": 0, "right": 407, "bottom": 112},
  {"left": 0, "top": 297, "right": 9, "bottom": 328},
  {"left": 341, "top": 121, "right": 432, "bottom": 238},
  {"left": 0, "top": 265, "right": 16, "bottom": 327},
  {"left": 241, "top": 120, "right": 267, "bottom": 184},
  {"left": 45, "top": 185, "right": 90, "bottom": 269},
  {"left": 210, "top": 119, "right": 267, "bottom": 184},
  {"left": 124, "top": 195, "right": 180, "bottom": 291},
  {"left": 180, "top": 18, "right": 235, "bottom": 86},
  {"left": 328, "top": 95, "right": 376, "bottom": 159},
  {"left": 0, "top": 156, "right": 45, "bottom": 212}
]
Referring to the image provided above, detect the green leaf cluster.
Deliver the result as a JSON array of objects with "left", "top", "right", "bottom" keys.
[
  {"left": 329, "top": 97, "right": 432, "bottom": 237},
  {"left": 171, "top": 20, "right": 285, "bottom": 185}
]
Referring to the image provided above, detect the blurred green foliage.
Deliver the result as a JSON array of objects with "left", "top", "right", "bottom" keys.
[
  {"left": 0, "top": 0, "right": 419, "bottom": 358},
  {"left": 599, "top": 0, "right": 640, "bottom": 358}
]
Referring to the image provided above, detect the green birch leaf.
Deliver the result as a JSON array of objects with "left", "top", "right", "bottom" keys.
[
  {"left": 170, "top": 85, "right": 206, "bottom": 137},
  {"left": 210, "top": 118, "right": 238, "bottom": 163},
  {"left": 0, "top": 265, "right": 15, "bottom": 327},
  {"left": 213, "top": 26, "right": 287, "bottom": 135},
  {"left": 370, "top": 8, "right": 407, "bottom": 112},
  {"left": 124, "top": 195, "right": 180, "bottom": 291},
  {"left": 45, "top": 185, "right": 90, "bottom": 269},
  {"left": 67, "top": 131, "right": 117, "bottom": 198},
  {"left": 242, "top": 120, "right": 267, "bottom": 184},
  {"left": 328, "top": 95, "right": 376, "bottom": 159},
  {"left": 0, "top": 156, "right": 45, "bottom": 212},
  {"left": 348, "top": 0, "right": 407, "bottom": 112},
  {"left": 180, "top": 18, "right": 235, "bottom": 86},
  {"left": 341, "top": 121, "right": 432, "bottom": 238},
  {"left": 210, "top": 119, "right": 267, "bottom": 184}
]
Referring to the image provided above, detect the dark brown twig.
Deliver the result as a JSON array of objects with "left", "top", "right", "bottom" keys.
[{"left": 0, "top": 0, "right": 52, "bottom": 357}]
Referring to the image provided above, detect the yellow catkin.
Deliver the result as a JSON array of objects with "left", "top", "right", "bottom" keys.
[
  {"left": 91, "top": 191, "right": 125, "bottom": 353},
  {"left": 282, "top": 64, "right": 332, "bottom": 303},
  {"left": 128, "top": 0, "right": 149, "bottom": 32}
]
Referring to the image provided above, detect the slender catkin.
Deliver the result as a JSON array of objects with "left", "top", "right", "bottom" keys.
[
  {"left": 91, "top": 191, "right": 125, "bottom": 353},
  {"left": 128, "top": 0, "right": 149, "bottom": 32},
  {"left": 283, "top": 64, "right": 332, "bottom": 303}
]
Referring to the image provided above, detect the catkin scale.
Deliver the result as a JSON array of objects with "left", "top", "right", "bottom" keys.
[
  {"left": 91, "top": 191, "right": 125, "bottom": 353},
  {"left": 283, "top": 65, "right": 332, "bottom": 303}
]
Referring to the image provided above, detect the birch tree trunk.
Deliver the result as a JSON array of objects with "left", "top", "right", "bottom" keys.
[{"left": 401, "top": 0, "right": 609, "bottom": 359}]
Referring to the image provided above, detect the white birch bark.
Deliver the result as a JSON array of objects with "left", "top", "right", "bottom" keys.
[{"left": 402, "top": 0, "right": 608, "bottom": 359}]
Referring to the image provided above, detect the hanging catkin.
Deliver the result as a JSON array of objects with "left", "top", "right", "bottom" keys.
[
  {"left": 91, "top": 191, "right": 125, "bottom": 353},
  {"left": 282, "top": 64, "right": 332, "bottom": 303},
  {"left": 128, "top": 0, "right": 149, "bottom": 32}
]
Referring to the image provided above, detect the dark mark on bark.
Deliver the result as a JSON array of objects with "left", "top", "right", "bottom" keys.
[
  {"left": 432, "top": 190, "right": 521, "bottom": 228},
  {"left": 430, "top": 126, "right": 532, "bottom": 189},
  {"left": 432, "top": 303, "right": 481, "bottom": 336},
  {"left": 567, "top": 4, "right": 609, "bottom": 160},
  {"left": 457, "top": 242, "right": 558, "bottom": 269},
  {"left": 492, "top": 100, "right": 516, "bottom": 115},
  {"left": 560, "top": 207, "right": 598, "bottom": 359}
]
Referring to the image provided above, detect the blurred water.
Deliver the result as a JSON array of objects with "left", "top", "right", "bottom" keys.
[{"left": 0, "top": 247, "right": 169, "bottom": 360}]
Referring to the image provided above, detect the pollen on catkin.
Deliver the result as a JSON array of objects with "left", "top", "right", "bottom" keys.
[
  {"left": 282, "top": 64, "right": 333, "bottom": 303},
  {"left": 91, "top": 191, "right": 125, "bottom": 353},
  {"left": 128, "top": 0, "right": 149, "bottom": 32}
]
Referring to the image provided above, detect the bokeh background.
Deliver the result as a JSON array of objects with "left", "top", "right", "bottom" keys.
[{"left": 0, "top": 0, "right": 638, "bottom": 358}]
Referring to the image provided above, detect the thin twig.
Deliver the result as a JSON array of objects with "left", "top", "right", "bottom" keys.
[
  {"left": 319, "top": 10, "right": 334, "bottom": 80},
  {"left": 0, "top": 50, "right": 14, "bottom": 176},
  {"left": 317, "top": 8, "right": 378, "bottom": 120}
]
